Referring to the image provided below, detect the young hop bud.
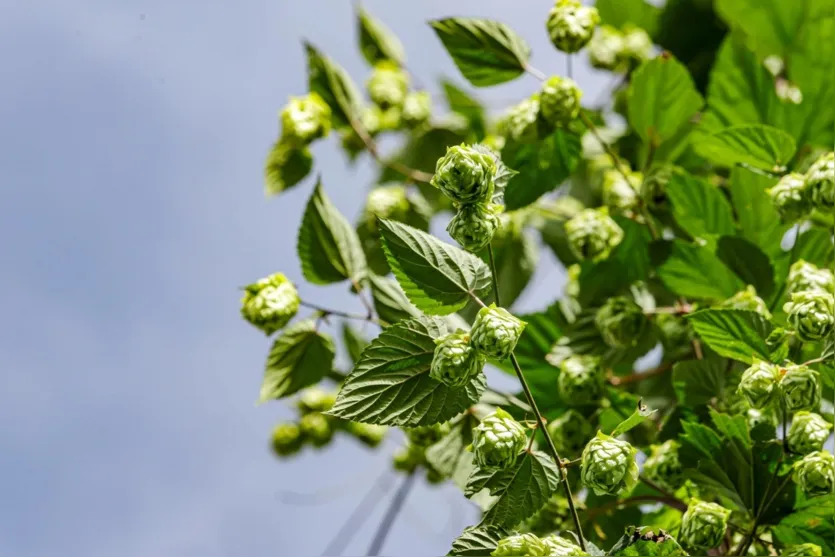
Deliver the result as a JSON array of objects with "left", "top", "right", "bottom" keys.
[
  {"left": 472, "top": 408, "right": 528, "bottom": 470},
  {"left": 588, "top": 25, "right": 624, "bottom": 71},
  {"left": 542, "top": 535, "right": 588, "bottom": 556},
  {"left": 539, "top": 76, "right": 582, "bottom": 127},
  {"left": 547, "top": 409, "right": 594, "bottom": 455},
  {"left": 430, "top": 330, "right": 486, "bottom": 387},
  {"left": 793, "top": 450, "right": 835, "bottom": 497},
  {"left": 546, "top": 0, "right": 600, "bottom": 54},
  {"left": 271, "top": 423, "right": 303, "bottom": 457},
  {"left": 602, "top": 168, "right": 642, "bottom": 213},
  {"left": 580, "top": 432, "right": 639, "bottom": 496},
  {"left": 788, "top": 412, "right": 832, "bottom": 455},
  {"left": 737, "top": 359, "right": 781, "bottom": 409},
  {"left": 595, "top": 297, "right": 650, "bottom": 348},
  {"left": 447, "top": 202, "right": 502, "bottom": 253},
  {"left": 471, "top": 305, "right": 527, "bottom": 360},
  {"left": 525, "top": 495, "right": 574, "bottom": 536},
  {"left": 347, "top": 422, "right": 388, "bottom": 448},
  {"left": 565, "top": 207, "right": 624, "bottom": 262},
  {"left": 768, "top": 173, "right": 811, "bottom": 222},
  {"left": 366, "top": 61, "right": 408, "bottom": 109},
  {"left": 787, "top": 260, "right": 835, "bottom": 295},
  {"left": 296, "top": 387, "right": 337, "bottom": 414},
  {"left": 298, "top": 412, "right": 333, "bottom": 447},
  {"left": 679, "top": 499, "right": 731, "bottom": 551},
  {"left": 501, "top": 96, "right": 542, "bottom": 144},
  {"left": 718, "top": 285, "right": 772, "bottom": 319},
  {"left": 805, "top": 151, "right": 834, "bottom": 211},
  {"left": 280, "top": 93, "right": 332, "bottom": 146},
  {"left": 432, "top": 144, "right": 497, "bottom": 205},
  {"left": 240, "top": 272, "right": 300, "bottom": 335},
  {"left": 492, "top": 533, "right": 550, "bottom": 557},
  {"left": 783, "top": 543, "right": 824, "bottom": 556},
  {"left": 619, "top": 25, "right": 653, "bottom": 67},
  {"left": 784, "top": 289, "right": 835, "bottom": 342},
  {"left": 557, "top": 356, "right": 603, "bottom": 406},
  {"left": 401, "top": 90, "right": 432, "bottom": 128},
  {"left": 643, "top": 440, "right": 685, "bottom": 492},
  {"left": 780, "top": 365, "right": 822, "bottom": 413},
  {"left": 406, "top": 423, "right": 451, "bottom": 447}
]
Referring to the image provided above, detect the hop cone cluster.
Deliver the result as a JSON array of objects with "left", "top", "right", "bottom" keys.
[
  {"left": 472, "top": 408, "right": 528, "bottom": 470},
  {"left": 784, "top": 289, "right": 835, "bottom": 342},
  {"left": 542, "top": 535, "right": 588, "bottom": 556},
  {"left": 564, "top": 207, "right": 624, "bottom": 261},
  {"left": 643, "top": 440, "right": 684, "bottom": 492},
  {"left": 366, "top": 61, "right": 408, "bottom": 109},
  {"left": 679, "top": 499, "right": 730, "bottom": 551},
  {"left": 783, "top": 543, "right": 824, "bottom": 556},
  {"left": 768, "top": 173, "right": 811, "bottom": 221},
  {"left": 780, "top": 365, "right": 821, "bottom": 412},
  {"left": 240, "top": 272, "right": 300, "bottom": 335},
  {"left": 431, "top": 144, "right": 497, "bottom": 205},
  {"left": 401, "top": 91, "right": 432, "bottom": 128},
  {"left": 737, "top": 359, "right": 780, "bottom": 409},
  {"left": 491, "top": 533, "right": 550, "bottom": 557},
  {"left": 719, "top": 285, "right": 772, "bottom": 319},
  {"left": 595, "top": 296, "right": 649, "bottom": 348},
  {"left": 557, "top": 355, "right": 603, "bottom": 406},
  {"left": 447, "top": 202, "right": 502, "bottom": 252},
  {"left": 805, "top": 151, "right": 834, "bottom": 211},
  {"left": 271, "top": 423, "right": 303, "bottom": 456},
  {"left": 547, "top": 409, "right": 593, "bottom": 456},
  {"left": 787, "top": 260, "right": 835, "bottom": 296},
  {"left": 280, "top": 92, "right": 332, "bottom": 146},
  {"left": 788, "top": 412, "right": 832, "bottom": 455},
  {"left": 539, "top": 76, "right": 582, "bottom": 126},
  {"left": 546, "top": 0, "right": 600, "bottom": 53},
  {"left": 793, "top": 451, "right": 835, "bottom": 497},
  {"left": 471, "top": 304, "right": 527, "bottom": 360},
  {"left": 580, "top": 432, "right": 639, "bottom": 496},
  {"left": 430, "top": 330, "right": 486, "bottom": 387}
]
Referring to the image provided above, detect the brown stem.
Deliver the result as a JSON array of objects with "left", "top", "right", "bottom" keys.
[{"left": 349, "top": 117, "right": 433, "bottom": 184}]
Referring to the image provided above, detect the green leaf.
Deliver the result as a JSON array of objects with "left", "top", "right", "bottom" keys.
[
  {"left": 429, "top": 18, "right": 531, "bottom": 87},
  {"left": 356, "top": 4, "right": 405, "bottom": 66},
  {"left": 686, "top": 309, "right": 773, "bottom": 363},
  {"left": 695, "top": 124, "right": 796, "bottom": 172},
  {"left": 728, "top": 166, "right": 788, "bottom": 259},
  {"left": 502, "top": 129, "right": 582, "bottom": 210},
  {"left": 610, "top": 399, "right": 657, "bottom": 437},
  {"left": 716, "top": 236, "right": 775, "bottom": 297},
  {"left": 672, "top": 355, "right": 726, "bottom": 407},
  {"left": 609, "top": 527, "right": 688, "bottom": 556},
  {"left": 264, "top": 142, "right": 312, "bottom": 196},
  {"left": 259, "top": 320, "right": 335, "bottom": 402},
  {"left": 367, "top": 273, "right": 421, "bottom": 325},
  {"left": 297, "top": 180, "right": 367, "bottom": 285},
  {"left": 341, "top": 323, "right": 368, "bottom": 365},
  {"left": 652, "top": 240, "right": 743, "bottom": 300},
  {"left": 304, "top": 42, "right": 362, "bottom": 128},
  {"left": 329, "top": 316, "right": 485, "bottom": 426},
  {"left": 379, "top": 219, "right": 492, "bottom": 315},
  {"left": 441, "top": 80, "right": 486, "bottom": 139},
  {"left": 665, "top": 169, "right": 735, "bottom": 240},
  {"left": 465, "top": 450, "right": 561, "bottom": 528},
  {"left": 627, "top": 55, "right": 704, "bottom": 147},
  {"left": 773, "top": 497, "right": 835, "bottom": 555},
  {"left": 597, "top": 0, "right": 661, "bottom": 36},
  {"left": 792, "top": 228, "right": 835, "bottom": 269},
  {"left": 448, "top": 526, "right": 509, "bottom": 557},
  {"left": 709, "top": 409, "right": 752, "bottom": 449},
  {"left": 479, "top": 229, "right": 538, "bottom": 309},
  {"left": 426, "top": 413, "right": 479, "bottom": 489}
]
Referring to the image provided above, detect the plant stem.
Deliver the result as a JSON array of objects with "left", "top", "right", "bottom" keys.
[
  {"left": 349, "top": 117, "right": 433, "bottom": 184},
  {"left": 608, "top": 362, "right": 672, "bottom": 386},
  {"left": 487, "top": 387, "right": 533, "bottom": 413},
  {"left": 367, "top": 471, "right": 417, "bottom": 556},
  {"left": 487, "top": 244, "right": 502, "bottom": 307},
  {"left": 300, "top": 300, "right": 385, "bottom": 326},
  {"left": 769, "top": 223, "right": 801, "bottom": 312}
]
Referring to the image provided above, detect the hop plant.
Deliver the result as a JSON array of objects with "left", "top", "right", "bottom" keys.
[
  {"left": 471, "top": 304, "right": 527, "bottom": 360},
  {"left": 447, "top": 202, "right": 502, "bottom": 252},
  {"left": 780, "top": 365, "right": 822, "bottom": 413},
  {"left": 271, "top": 423, "right": 303, "bottom": 456},
  {"left": 768, "top": 173, "right": 811, "bottom": 222},
  {"left": 366, "top": 61, "right": 409, "bottom": 109},
  {"left": 539, "top": 76, "right": 582, "bottom": 127},
  {"left": 491, "top": 533, "right": 550, "bottom": 556},
  {"left": 542, "top": 535, "right": 588, "bottom": 556},
  {"left": 546, "top": 0, "right": 600, "bottom": 53},
  {"left": 401, "top": 90, "right": 432, "bottom": 128},
  {"left": 788, "top": 412, "right": 832, "bottom": 455},
  {"left": 718, "top": 285, "right": 772, "bottom": 319},
  {"left": 298, "top": 412, "right": 333, "bottom": 447},
  {"left": 643, "top": 440, "right": 685, "bottom": 492},
  {"left": 564, "top": 207, "right": 624, "bottom": 261},
  {"left": 595, "top": 297, "right": 649, "bottom": 348},
  {"left": 547, "top": 409, "right": 594, "bottom": 455},
  {"left": 793, "top": 451, "right": 835, "bottom": 497},
  {"left": 296, "top": 387, "right": 337, "bottom": 414},
  {"left": 619, "top": 25, "right": 653, "bottom": 67},
  {"left": 501, "top": 96, "right": 542, "bottom": 143},
  {"left": 406, "top": 423, "right": 451, "bottom": 447},
  {"left": 588, "top": 25, "right": 624, "bottom": 70},
  {"left": 472, "top": 408, "right": 528, "bottom": 470},
  {"left": 602, "top": 168, "right": 641, "bottom": 213},
  {"left": 363, "top": 185, "right": 410, "bottom": 226},
  {"left": 580, "top": 432, "right": 639, "bottom": 496},
  {"left": 787, "top": 260, "right": 835, "bottom": 295},
  {"left": 347, "top": 422, "right": 388, "bottom": 448},
  {"left": 524, "top": 495, "right": 574, "bottom": 536},
  {"left": 737, "top": 359, "right": 781, "bottom": 409},
  {"left": 805, "top": 151, "right": 834, "bottom": 211},
  {"left": 784, "top": 289, "right": 835, "bottom": 342},
  {"left": 279, "top": 92, "right": 332, "bottom": 146},
  {"left": 432, "top": 144, "right": 497, "bottom": 205},
  {"left": 557, "top": 356, "right": 603, "bottom": 406},
  {"left": 783, "top": 543, "right": 824, "bottom": 556},
  {"left": 240, "top": 272, "right": 300, "bottom": 335},
  {"left": 430, "top": 329, "right": 486, "bottom": 387},
  {"left": 679, "top": 499, "right": 731, "bottom": 551}
]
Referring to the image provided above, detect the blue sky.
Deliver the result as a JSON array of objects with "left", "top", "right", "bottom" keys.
[{"left": 0, "top": 1, "right": 611, "bottom": 555}]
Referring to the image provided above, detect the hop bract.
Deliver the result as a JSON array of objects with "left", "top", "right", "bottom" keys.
[
  {"left": 432, "top": 144, "right": 497, "bottom": 204},
  {"left": 793, "top": 450, "right": 835, "bottom": 497},
  {"left": 280, "top": 93, "right": 332, "bottom": 146},
  {"left": 602, "top": 168, "right": 642, "bottom": 213},
  {"left": 557, "top": 355, "right": 603, "bottom": 406},
  {"left": 546, "top": 0, "right": 600, "bottom": 53},
  {"left": 491, "top": 533, "right": 549, "bottom": 557},
  {"left": 783, "top": 543, "right": 824, "bottom": 556},
  {"left": 788, "top": 260, "right": 835, "bottom": 295},
  {"left": 788, "top": 412, "right": 832, "bottom": 455},
  {"left": 472, "top": 408, "right": 528, "bottom": 470},
  {"left": 679, "top": 499, "right": 730, "bottom": 551},
  {"left": 542, "top": 534, "right": 587, "bottom": 556},
  {"left": 447, "top": 203, "right": 501, "bottom": 253},
  {"left": 240, "top": 272, "right": 300, "bottom": 335},
  {"left": 580, "top": 432, "right": 639, "bottom": 496},
  {"left": 588, "top": 25, "right": 624, "bottom": 71},
  {"left": 366, "top": 61, "right": 409, "bottom": 109},
  {"left": 271, "top": 423, "right": 303, "bottom": 456},
  {"left": 401, "top": 90, "right": 431, "bottom": 128},
  {"left": 768, "top": 172, "right": 811, "bottom": 222},
  {"left": 430, "top": 330, "right": 485, "bottom": 387},
  {"left": 718, "top": 285, "right": 772, "bottom": 319},
  {"left": 347, "top": 422, "right": 388, "bottom": 448},
  {"left": 298, "top": 412, "right": 333, "bottom": 447},
  {"left": 595, "top": 297, "right": 649, "bottom": 348},
  {"left": 547, "top": 409, "right": 593, "bottom": 455},
  {"left": 780, "top": 365, "right": 821, "bottom": 413},
  {"left": 737, "top": 359, "right": 780, "bottom": 409},
  {"left": 471, "top": 305, "right": 527, "bottom": 360},
  {"left": 805, "top": 151, "right": 834, "bottom": 211},
  {"left": 565, "top": 207, "right": 624, "bottom": 261},
  {"left": 784, "top": 289, "right": 835, "bottom": 342},
  {"left": 501, "top": 96, "right": 542, "bottom": 143},
  {"left": 539, "top": 76, "right": 582, "bottom": 127},
  {"left": 643, "top": 440, "right": 684, "bottom": 492}
]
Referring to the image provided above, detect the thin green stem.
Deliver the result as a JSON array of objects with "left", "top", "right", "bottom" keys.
[
  {"left": 300, "top": 300, "right": 384, "bottom": 325},
  {"left": 487, "top": 245, "right": 502, "bottom": 307}
]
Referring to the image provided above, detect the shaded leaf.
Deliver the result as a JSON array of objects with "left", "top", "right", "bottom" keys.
[
  {"left": 672, "top": 355, "right": 726, "bottom": 407},
  {"left": 305, "top": 42, "right": 362, "bottom": 128},
  {"left": 695, "top": 124, "right": 796, "bottom": 172},
  {"left": 652, "top": 240, "right": 743, "bottom": 300},
  {"left": 441, "top": 80, "right": 486, "bottom": 139},
  {"left": 686, "top": 309, "right": 773, "bottom": 363},
  {"left": 264, "top": 142, "right": 312, "bottom": 196},
  {"left": 341, "top": 323, "right": 369, "bottom": 365},
  {"left": 728, "top": 166, "right": 787, "bottom": 259},
  {"left": 448, "top": 526, "right": 509, "bottom": 557},
  {"left": 259, "top": 320, "right": 335, "bottom": 402},
  {"left": 426, "top": 413, "right": 479, "bottom": 489},
  {"left": 367, "top": 273, "right": 420, "bottom": 325},
  {"left": 665, "top": 169, "right": 735, "bottom": 240},
  {"left": 356, "top": 4, "right": 405, "bottom": 66},
  {"left": 716, "top": 236, "right": 775, "bottom": 297}
]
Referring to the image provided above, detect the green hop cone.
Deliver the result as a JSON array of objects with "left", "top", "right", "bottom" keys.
[
  {"left": 347, "top": 422, "right": 388, "bottom": 448},
  {"left": 240, "top": 272, "right": 300, "bottom": 335},
  {"left": 768, "top": 172, "right": 811, "bottom": 222},
  {"left": 784, "top": 289, "right": 835, "bottom": 342},
  {"left": 377, "top": 106, "right": 402, "bottom": 131},
  {"left": 783, "top": 543, "right": 824, "bottom": 556},
  {"left": 737, "top": 359, "right": 781, "bottom": 409},
  {"left": 298, "top": 412, "right": 333, "bottom": 447},
  {"left": 788, "top": 412, "right": 832, "bottom": 455},
  {"left": 501, "top": 96, "right": 543, "bottom": 144},
  {"left": 471, "top": 304, "right": 527, "bottom": 360},
  {"left": 565, "top": 207, "right": 624, "bottom": 262},
  {"left": 492, "top": 533, "right": 550, "bottom": 557},
  {"left": 718, "top": 285, "right": 772, "bottom": 319},
  {"left": 580, "top": 431, "right": 639, "bottom": 496},
  {"left": 546, "top": 0, "right": 600, "bottom": 54},
  {"left": 619, "top": 25, "right": 653, "bottom": 67},
  {"left": 472, "top": 408, "right": 528, "bottom": 470},
  {"left": 602, "top": 168, "right": 642, "bottom": 213},
  {"left": 430, "top": 329, "right": 486, "bottom": 387},
  {"left": 595, "top": 297, "right": 649, "bottom": 348},
  {"left": 588, "top": 25, "right": 624, "bottom": 71},
  {"left": 296, "top": 387, "right": 337, "bottom": 414},
  {"left": 401, "top": 90, "right": 432, "bottom": 128},
  {"left": 679, "top": 499, "right": 731, "bottom": 551},
  {"left": 432, "top": 144, "right": 497, "bottom": 205},
  {"left": 788, "top": 260, "right": 835, "bottom": 295},
  {"left": 793, "top": 450, "right": 835, "bottom": 497},
  {"left": 447, "top": 202, "right": 502, "bottom": 253},
  {"left": 557, "top": 356, "right": 603, "bottom": 406},
  {"left": 406, "top": 423, "right": 451, "bottom": 448},
  {"left": 392, "top": 443, "right": 424, "bottom": 473},
  {"left": 366, "top": 61, "right": 408, "bottom": 109},
  {"left": 539, "top": 76, "right": 582, "bottom": 127},
  {"left": 805, "top": 151, "right": 834, "bottom": 211},
  {"left": 364, "top": 185, "right": 410, "bottom": 227},
  {"left": 542, "top": 535, "right": 588, "bottom": 556},
  {"left": 643, "top": 440, "right": 685, "bottom": 492},
  {"left": 547, "top": 409, "right": 594, "bottom": 456},
  {"left": 271, "top": 423, "right": 303, "bottom": 457},
  {"left": 780, "top": 364, "right": 822, "bottom": 412},
  {"left": 279, "top": 92, "right": 332, "bottom": 146},
  {"left": 524, "top": 495, "right": 574, "bottom": 536}
]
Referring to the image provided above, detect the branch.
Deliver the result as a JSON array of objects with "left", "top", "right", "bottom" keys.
[
  {"left": 300, "top": 300, "right": 387, "bottom": 326},
  {"left": 367, "top": 471, "right": 417, "bottom": 555},
  {"left": 608, "top": 362, "right": 672, "bottom": 386},
  {"left": 349, "top": 117, "right": 433, "bottom": 184}
]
